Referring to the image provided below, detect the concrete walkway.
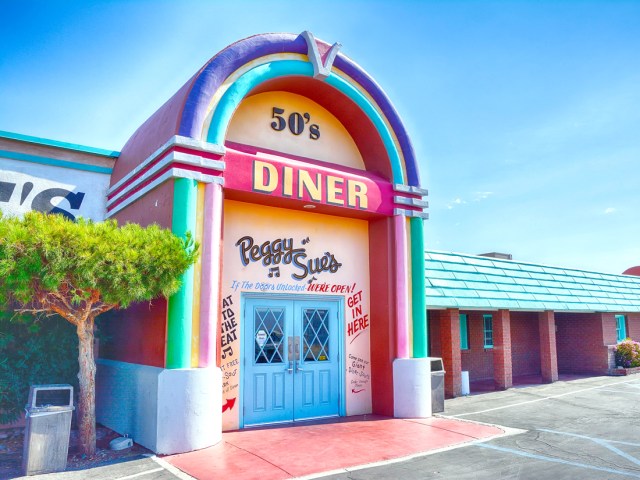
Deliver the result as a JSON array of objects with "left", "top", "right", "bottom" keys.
[{"left": 165, "top": 415, "right": 503, "bottom": 479}]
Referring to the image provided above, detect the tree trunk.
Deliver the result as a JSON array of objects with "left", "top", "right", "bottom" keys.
[{"left": 77, "top": 317, "right": 96, "bottom": 456}]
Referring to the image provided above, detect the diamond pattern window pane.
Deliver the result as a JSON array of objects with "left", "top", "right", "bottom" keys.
[
  {"left": 254, "top": 308, "right": 284, "bottom": 364},
  {"left": 303, "top": 309, "right": 329, "bottom": 362}
]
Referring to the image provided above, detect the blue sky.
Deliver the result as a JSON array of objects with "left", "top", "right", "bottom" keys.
[{"left": 1, "top": 1, "right": 639, "bottom": 274}]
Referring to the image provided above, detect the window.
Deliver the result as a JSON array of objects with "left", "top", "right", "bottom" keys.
[
  {"left": 459, "top": 314, "right": 469, "bottom": 350},
  {"left": 615, "top": 315, "right": 627, "bottom": 343},
  {"left": 483, "top": 314, "right": 494, "bottom": 348}
]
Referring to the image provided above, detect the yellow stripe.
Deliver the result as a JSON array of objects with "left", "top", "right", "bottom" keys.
[{"left": 191, "top": 182, "right": 206, "bottom": 367}]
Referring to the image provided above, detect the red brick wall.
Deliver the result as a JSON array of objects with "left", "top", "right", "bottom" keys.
[
  {"left": 510, "top": 312, "right": 541, "bottom": 377},
  {"left": 460, "top": 311, "right": 494, "bottom": 381},
  {"left": 428, "top": 310, "right": 442, "bottom": 357},
  {"left": 601, "top": 313, "right": 618, "bottom": 345},
  {"left": 429, "top": 309, "right": 462, "bottom": 397},
  {"left": 555, "top": 312, "right": 609, "bottom": 374},
  {"left": 539, "top": 311, "right": 559, "bottom": 382},
  {"left": 628, "top": 313, "right": 640, "bottom": 341}
]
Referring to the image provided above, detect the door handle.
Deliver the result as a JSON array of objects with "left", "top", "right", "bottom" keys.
[
  {"left": 294, "top": 336, "right": 300, "bottom": 360},
  {"left": 286, "top": 337, "right": 294, "bottom": 374},
  {"left": 293, "top": 336, "right": 303, "bottom": 372}
]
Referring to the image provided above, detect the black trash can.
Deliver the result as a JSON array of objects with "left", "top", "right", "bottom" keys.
[{"left": 22, "top": 384, "right": 74, "bottom": 476}]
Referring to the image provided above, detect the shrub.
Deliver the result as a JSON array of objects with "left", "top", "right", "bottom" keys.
[
  {"left": 0, "top": 312, "right": 79, "bottom": 424},
  {"left": 614, "top": 339, "right": 640, "bottom": 368}
]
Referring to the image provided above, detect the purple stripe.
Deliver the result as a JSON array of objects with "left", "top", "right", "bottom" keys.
[
  {"left": 179, "top": 32, "right": 421, "bottom": 187},
  {"left": 333, "top": 56, "right": 420, "bottom": 187},
  {"left": 179, "top": 33, "right": 306, "bottom": 139}
]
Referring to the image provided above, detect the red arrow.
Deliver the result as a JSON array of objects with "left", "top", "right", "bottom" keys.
[
  {"left": 222, "top": 397, "right": 236, "bottom": 412},
  {"left": 351, "top": 388, "right": 365, "bottom": 394}
]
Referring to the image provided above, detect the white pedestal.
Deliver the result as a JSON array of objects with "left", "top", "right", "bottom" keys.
[
  {"left": 461, "top": 370, "right": 470, "bottom": 396},
  {"left": 393, "top": 358, "right": 432, "bottom": 418}
]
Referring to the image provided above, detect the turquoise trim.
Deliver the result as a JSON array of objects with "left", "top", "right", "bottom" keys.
[
  {"left": 615, "top": 315, "right": 627, "bottom": 343},
  {"left": 206, "top": 60, "right": 406, "bottom": 184},
  {"left": 410, "top": 217, "right": 427, "bottom": 357},
  {"left": 166, "top": 177, "right": 198, "bottom": 369},
  {"left": 0, "top": 130, "right": 119, "bottom": 157},
  {"left": 426, "top": 250, "right": 640, "bottom": 312},
  {"left": 483, "top": 314, "right": 494, "bottom": 348},
  {"left": 0, "top": 150, "right": 113, "bottom": 174},
  {"left": 324, "top": 73, "right": 404, "bottom": 183},
  {"left": 460, "top": 314, "right": 469, "bottom": 350}
]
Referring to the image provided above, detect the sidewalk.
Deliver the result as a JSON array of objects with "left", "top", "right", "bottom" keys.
[{"left": 165, "top": 415, "right": 503, "bottom": 479}]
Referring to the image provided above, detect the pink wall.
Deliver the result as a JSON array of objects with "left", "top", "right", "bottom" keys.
[{"left": 100, "top": 180, "right": 175, "bottom": 367}]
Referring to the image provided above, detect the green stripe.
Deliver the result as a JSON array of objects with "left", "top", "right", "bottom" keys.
[
  {"left": 0, "top": 150, "right": 113, "bottom": 174},
  {"left": 0, "top": 130, "right": 119, "bottom": 157},
  {"left": 166, "top": 177, "right": 198, "bottom": 369},
  {"left": 410, "top": 217, "right": 428, "bottom": 357},
  {"left": 207, "top": 60, "right": 405, "bottom": 184}
]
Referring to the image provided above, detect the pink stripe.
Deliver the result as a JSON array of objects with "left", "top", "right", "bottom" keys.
[
  {"left": 199, "top": 183, "right": 223, "bottom": 367},
  {"left": 394, "top": 215, "right": 410, "bottom": 358}
]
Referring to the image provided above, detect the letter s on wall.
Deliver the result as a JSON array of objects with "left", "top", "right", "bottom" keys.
[{"left": 31, "top": 188, "right": 85, "bottom": 221}]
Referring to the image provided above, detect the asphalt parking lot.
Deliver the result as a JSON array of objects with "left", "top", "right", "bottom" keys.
[
  {"left": 323, "top": 375, "right": 640, "bottom": 479},
  {"left": 14, "top": 375, "right": 640, "bottom": 479}
]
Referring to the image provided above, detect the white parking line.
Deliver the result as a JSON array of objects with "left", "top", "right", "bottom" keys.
[
  {"left": 115, "top": 468, "right": 165, "bottom": 480},
  {"left": 451, "top": 378, "right": 640, "bottom": 417},
  {"left": 537, "top": 429, "right": 640, "bottom": 467},
  {"left": 147, "top": 455, "right": 198, "bottom": 480},
  {"left": 599, "top": 388, "right": 640, "bottom": 395},
  {"left": 476, "top": 443, "right": 640, "bottom": 478}
]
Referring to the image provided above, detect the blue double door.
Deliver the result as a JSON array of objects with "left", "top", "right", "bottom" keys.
[{"left": 243, "top": 297, "right": 341, "bottom": 426}]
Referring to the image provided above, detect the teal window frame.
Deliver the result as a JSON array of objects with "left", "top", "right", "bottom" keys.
[
  {"left": 615, "top": 315, "right": 627, "bottom": 343},
  {"left": 483, "top": 314, "right": 494, "bottom": 349},
  {"left": 460, "top": 314, "right": 469, "bottom": 350}
]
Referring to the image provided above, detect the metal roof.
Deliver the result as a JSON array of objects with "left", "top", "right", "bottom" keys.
[{"left": 425, "top": 250, "right": 640, "bottom": 312}]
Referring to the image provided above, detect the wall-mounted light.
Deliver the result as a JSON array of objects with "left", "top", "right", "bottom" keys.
[{"left": 303, "top": 204, "right": 316, "bottom": 209}]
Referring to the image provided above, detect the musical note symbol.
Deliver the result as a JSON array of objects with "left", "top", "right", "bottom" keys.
[
  {"left": 221, "top": 346, "right": 233, "bottom": 359},
  {"left": 302, "top": 237, "right": 310, "bottom": 245},
  {"left": 268, "top": 266, "right": 280, "bottom": 278},
  {"left": 307, "top": 276, "right": 318, "bottom": 284}
]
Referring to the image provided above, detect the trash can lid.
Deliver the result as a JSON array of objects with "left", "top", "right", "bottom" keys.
[
  {"left": 428, "top": 358, "right": 444, "bottom": 372},
  {"left": 27, "top": 385, "right": 74, "bottom": 409}
]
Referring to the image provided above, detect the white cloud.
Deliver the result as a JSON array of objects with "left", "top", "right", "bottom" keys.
[
  {"left": 604, "top": 207, "right": 616, "bottom": 215},
  {"left": 474, "top": 191, "right": 493, "bottom": 201}
]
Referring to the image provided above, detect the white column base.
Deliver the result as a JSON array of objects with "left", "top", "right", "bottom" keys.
[
  {"left": 393, "top": 358, "right": 432, "bottom": 418},
  {"left": 96, "top": 359, "right": 222, "bottom": 454}
]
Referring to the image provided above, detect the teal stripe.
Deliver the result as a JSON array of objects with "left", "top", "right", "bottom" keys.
[
  {"left": 410, "top": 217, "right": 428, "bottom": 357},
  {"left": 207, "top": 60, "right": 405, "bottom": 184},
  {"left": 166, "top": 177, "right": 198, "bottom": 369},
  {"left": 0, "top": 130, "right": 119, "bottom": 157},
  {"left": 0, "top": 150, "right": 113, "bottom": 174}
]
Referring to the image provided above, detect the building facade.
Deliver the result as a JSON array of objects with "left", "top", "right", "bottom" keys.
[{"left": 2, "top": 32, "right": 639, "bottom": 455}]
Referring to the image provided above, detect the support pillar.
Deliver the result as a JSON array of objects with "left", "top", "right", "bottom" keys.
[
  {"left": 409, "top": 217, "right": 427, "bottom": 357},
  {"left": 167, "top": 177, "right": 198, "bottom": 369},
  {"left": 199, "top": 181, "right": 223, "bottom": 367},
  {"left": 439, "top": 309, "right": 462, "bottom": 397},
  {"left": 394, "top": 215, "right": 410, "bottom": 359},
  {"left": 493, "top": 309, "right": 512, "bottom": 390},
  {"left": 538, "top": 311, "right": 558, "bottom": 383}
]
